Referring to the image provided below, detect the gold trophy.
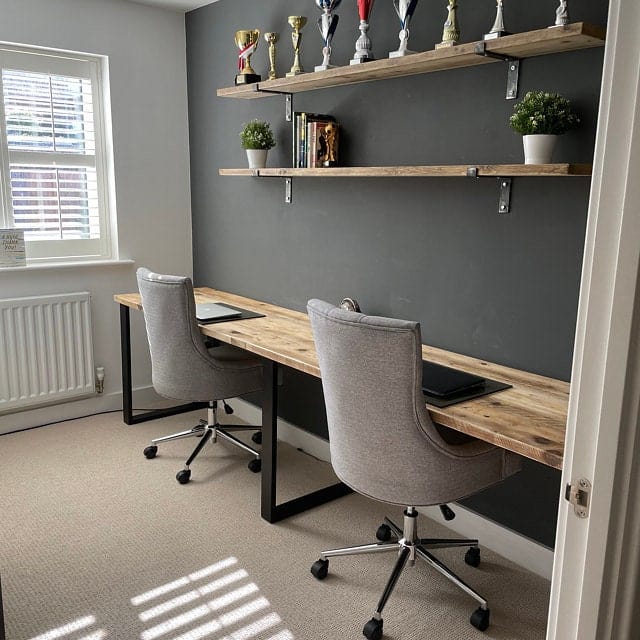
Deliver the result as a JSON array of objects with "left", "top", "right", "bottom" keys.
[
  {"left": 286, "top": 16, "right": 307, "bottom": 77},
  {"left": 264, "top": 32, "right": 279, "bottom": 80},
  {"left": 436, "top": 0, "right": 460, "bottom": 49},
  {"left": 234, "top": 29, "right": 261, "bottom": 85}
]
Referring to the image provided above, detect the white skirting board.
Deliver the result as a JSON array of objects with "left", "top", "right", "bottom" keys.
[{"left": 230, "top": 397, "right": 554, "bottom": 580}]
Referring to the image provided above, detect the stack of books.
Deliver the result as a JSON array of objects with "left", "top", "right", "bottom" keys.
[{"left": 292, "top": 112, "right": 338, "bottom": 168}]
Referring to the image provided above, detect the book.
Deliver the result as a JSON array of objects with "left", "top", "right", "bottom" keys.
[
  {"left": 307, "top": 120, "right": 334, "bottom": 168},
  {"left": 292, "top": 112, "right": 336, "bottom": 168}
]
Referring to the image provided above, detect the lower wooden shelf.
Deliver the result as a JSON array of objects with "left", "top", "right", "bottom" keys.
[{"left": 219, "top": 164, "right": 592, "bottom": 178}]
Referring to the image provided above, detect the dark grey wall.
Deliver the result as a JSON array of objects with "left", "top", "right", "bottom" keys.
[{"left": 186, "top": 0, "right": 609, "bottom": 547}]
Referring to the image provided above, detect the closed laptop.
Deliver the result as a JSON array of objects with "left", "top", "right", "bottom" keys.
[
  {"left": 422, "top": 361, "right": 485, "bottom": 398},
  {"left": 195, "top": 302, "right": 242, "bottom": 322}
]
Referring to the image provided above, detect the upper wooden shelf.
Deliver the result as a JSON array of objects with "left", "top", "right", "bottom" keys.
[
  {"left": 217, "top": 22, "right": 605, "bottom": 99},
  {"left": 219, "top": 164, "right": 592, "bottom": 178}
]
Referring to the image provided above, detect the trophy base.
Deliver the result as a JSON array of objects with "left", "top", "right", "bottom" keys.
[
  {"left": 483, "top": 31, "right": 510, "bottom": 40},
  {"left": 235, "top": 73, "right": 261, "bottom": 85},
  {"left": 322, "top": 161, "right": 338, "bottom": 168},
  {"left": 389, "top": 49, "right": 416, "bottom": 58},
  {"left": 435, "top": 40, "right": 457, "bottom": 49},
  {"left": 286, "top": 70, "right": 304, "bottom": 77},
  {"left": 350, "top": 55, "right": 375, "bottom": 65},
  {"left": 314, "top": 64, "right": 335, "bottom": 72}
]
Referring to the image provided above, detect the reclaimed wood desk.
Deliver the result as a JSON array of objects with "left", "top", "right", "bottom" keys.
[{"left": 115, "top": 288, "right": 568, "bottom": 521}]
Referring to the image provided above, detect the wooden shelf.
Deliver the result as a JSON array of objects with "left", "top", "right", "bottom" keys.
[
  {"left": 217, "top": 23, "right": 605, "bottom": 99},
  {"left": 219, "top": 164, "right": 593, "bottom": 178}
]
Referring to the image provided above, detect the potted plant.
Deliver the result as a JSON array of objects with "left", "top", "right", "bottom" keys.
[
  {"left": 239, "top": 119, "right": 276, "bottom": 168},
  {"left": 509, "top": 91, "right": 580, "bottom": 164}
]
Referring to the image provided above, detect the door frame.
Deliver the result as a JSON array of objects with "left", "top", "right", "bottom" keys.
[{"left": 548, "top": 1, "right": 640, "bottom": 637}]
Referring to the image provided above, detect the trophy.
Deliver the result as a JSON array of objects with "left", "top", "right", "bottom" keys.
[
  {"left": 436, "top": 0, "right": 459, "bottom": 49},
  {"left": 350, "top": 0, "right": 376, "bottom": 64},
  {"left": 286, "top": 16, "right": 308, "bottom": 76},
  {"left": 315, "top": 0, "right": 341, "bottom": 72},
  {"left": 484, "top": 0, "right": 508, "bottom": 40},
  {"left": 389, "top": 0, "right": 419, "bottom": 58},
  {"left": 264, "top": 32, "right": 279, "bottom": 80},
  {"left": 550, "top": 0, "right": 570, "bottom": 27},
  {"left": 234, "top": 29, "right": 261, "bottom": 85}
]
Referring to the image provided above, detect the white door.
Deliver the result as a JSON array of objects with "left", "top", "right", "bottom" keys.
[{"left": 547, "top": 1, "right": 640, "bottom": 638}]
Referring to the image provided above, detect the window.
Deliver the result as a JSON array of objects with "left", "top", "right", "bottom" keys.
[{"left": 0, "top": 45, "right": 115, "bottom": 264}]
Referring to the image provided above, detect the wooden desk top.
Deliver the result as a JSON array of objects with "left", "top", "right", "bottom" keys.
[{"left": 115, "top": 288, "right": 568, "bottom": 469}]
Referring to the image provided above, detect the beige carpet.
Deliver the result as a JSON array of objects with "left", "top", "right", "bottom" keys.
[{"left": 0, "top": 410, "right": 550, "bottom": 640}]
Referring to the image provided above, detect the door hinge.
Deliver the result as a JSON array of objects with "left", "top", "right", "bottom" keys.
[{"left": 565, "top": 478, "right": 591, "bottom": 518}]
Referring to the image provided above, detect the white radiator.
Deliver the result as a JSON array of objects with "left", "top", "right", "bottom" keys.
[{"left": 0, "top": 292, "right": 95, "bottom": 413}]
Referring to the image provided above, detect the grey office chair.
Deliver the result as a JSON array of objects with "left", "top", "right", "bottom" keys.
[
  {"left": 307, "top": 299, "right": 522, "bottom": 639},
  {"left": 136, "top": 268, "right": 263, "bottom": 484}
]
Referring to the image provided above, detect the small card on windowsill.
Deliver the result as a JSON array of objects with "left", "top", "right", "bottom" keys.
[{"left": 0, "top": 229, "right": 26, "bottom": 267}]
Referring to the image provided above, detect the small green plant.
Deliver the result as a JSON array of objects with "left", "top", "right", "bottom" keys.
[
  {"left": 509, "top": 91, "right": 580, "bottom": 135},
  {"left": 239, "top": 119, "right": 276, "bottom": 150}
]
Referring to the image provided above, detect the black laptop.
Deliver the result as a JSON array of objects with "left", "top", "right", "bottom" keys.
[{"left": 421, "top": 360, "right": 485, "bottom": 398}]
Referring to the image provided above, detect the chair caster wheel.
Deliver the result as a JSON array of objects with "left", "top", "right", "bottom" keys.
[
  {"left": 176, "top": 469, "right": 191, "bottom": 484},
  {"left": 465, "top": 547, "right": 481, "bottom": 567},
  {"left": 376, "top": 524, "right": 392, "bottom": 542},
  {"left": 470, "top": 607, "right": 490, "bottom": 631},
  {"left": 310, "top": 559, "right": 328, "bottom": 580},
  {"left": 248, "top": 458, "right": 261, "bottom": 473},
  {"left": 363, "top": 617, "right": 383, "bottom": 640},
  {"left": 251, "top": 431, "right": 262, "bottom": 444},
  {"left": 143, "top": 445, "right": 158, "bottom": 459}
]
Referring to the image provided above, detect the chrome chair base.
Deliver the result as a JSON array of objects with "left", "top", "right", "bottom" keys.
[
  {"left": 311, "top": 507, "right": 490, "bottom": 638},
  {"left": 142, "top": 401, "right": 262, "bottom": 483}
]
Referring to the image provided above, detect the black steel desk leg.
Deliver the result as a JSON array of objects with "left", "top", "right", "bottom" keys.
[
  {"left": 120, "top": 304, "right": 135, "bottom": 424},
  {"left": 261, "top": 359, "right": 279, "bottom": 522},
  {"left": 259, "top": 359, "right": 352, "bottom": 523}
]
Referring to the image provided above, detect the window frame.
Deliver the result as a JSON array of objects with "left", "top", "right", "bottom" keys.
[{"left": 0, "top": 43, "right": 116, "bottom": 265}]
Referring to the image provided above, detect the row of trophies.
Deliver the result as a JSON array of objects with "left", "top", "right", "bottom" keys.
[{"left": 235, "top": 0, "right": 572, "bottom": 86}]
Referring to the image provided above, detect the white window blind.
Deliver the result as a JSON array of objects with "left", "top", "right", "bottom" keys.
[{"left": 0, "top": 46, "right": 114, "bottom": 263}]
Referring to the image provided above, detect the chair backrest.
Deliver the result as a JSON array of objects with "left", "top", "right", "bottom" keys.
[
  {"left": 136, "top": 267, "right": 226, "bottom": 401},
  {"left": 307, "top": 298, "right": 507, "bottom": 506}
]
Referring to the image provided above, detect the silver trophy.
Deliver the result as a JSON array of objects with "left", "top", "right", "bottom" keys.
[
  {"left": 484, "top": 0, "right": 509, "bottom": 40},
  {"left": 389, "top": 0, "right": 419, "bottom": 58},
  {"left": 315, "top": 0, "right": 342, "bottom": 71},
  {"left": 550, "top": 0, "right": 570, "bottom": 27},
  {"left": 350, "top": 0, "right": 376, "bottom": 64}
]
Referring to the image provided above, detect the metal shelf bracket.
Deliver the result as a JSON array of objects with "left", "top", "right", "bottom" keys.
[
  {"left": 473, "top": 42, "right": 520, "bottom": 100},
  {"left": 252, "top": 85, "right": 293, "bottom": 120},
  {"left": 466, "top": 168, "right": 512, "bottom": 214},
  {"left": 285, "top": 177, "right": 292, "bottom": 203},
  {"left": 498, "top": 177, "right": 512, "bottom": 214}
]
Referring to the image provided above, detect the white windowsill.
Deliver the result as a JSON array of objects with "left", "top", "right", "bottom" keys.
[{"left": 0, "top": 258, "right": 135, "bottom": 272}]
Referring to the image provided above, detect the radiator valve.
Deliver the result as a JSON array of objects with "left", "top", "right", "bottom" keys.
[{"left": 95, "top": 366, "right": 105, "bottom": 394}]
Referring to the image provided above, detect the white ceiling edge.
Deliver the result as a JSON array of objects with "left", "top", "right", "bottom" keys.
[{"left": 126, "top": 0, "right": 219, "bottom": 12}]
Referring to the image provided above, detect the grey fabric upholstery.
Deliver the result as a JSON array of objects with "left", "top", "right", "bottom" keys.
[
  {"left": 136, "top": 268, "right": 262, "bottom": 402},
  {"left": 307, "top": 299, "right": 522, "bottom": 507}
]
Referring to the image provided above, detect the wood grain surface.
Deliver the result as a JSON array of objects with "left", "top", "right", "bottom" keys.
[
  {"left": 219, "top": 164, "right": 592, "bottom": 178},
  {"left": 115, "top": 288, "right": 568, "bottom": 469}
]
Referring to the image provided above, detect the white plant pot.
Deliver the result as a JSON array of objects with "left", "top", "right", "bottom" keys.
[
  {"left": 522, "top": 134, "right": 557, "bottom": 165},
  {"left": 246, "top": 149, "right": 268, "bottom": 169}
]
